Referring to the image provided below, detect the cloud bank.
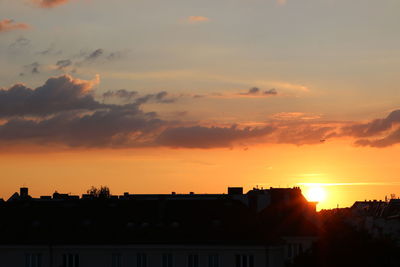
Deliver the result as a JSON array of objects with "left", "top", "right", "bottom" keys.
[
  {"left": 0, "top": 75, "right": 101, "bottom": 117},
  {"left": 342, "top": 110, "right": 400, "bottom": 147},
  {"left": 157, "top": 125, "right": 275, "bottom": 148},
  {"left": 1, "top": 75, "right": 400, "bottom": 149}
]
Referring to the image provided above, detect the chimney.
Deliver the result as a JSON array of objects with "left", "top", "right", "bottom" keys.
[{"left": 20, "top": 187, "right": 29, "bottom": 198}]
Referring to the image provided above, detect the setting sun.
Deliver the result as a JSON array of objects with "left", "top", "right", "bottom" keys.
[{"left": 305, "top": 185, "right": 327, "bottom": 203}]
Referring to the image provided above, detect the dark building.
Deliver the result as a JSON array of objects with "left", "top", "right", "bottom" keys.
[{"left": 0, "top": 187, "right": 318, "bottom": 267}]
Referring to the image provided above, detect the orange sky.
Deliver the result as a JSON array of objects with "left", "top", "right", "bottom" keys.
[{"left": 2, "top": 140, "right": 399, "bottom": 210}]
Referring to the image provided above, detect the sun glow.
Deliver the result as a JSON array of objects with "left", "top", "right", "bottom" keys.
[{"left": 304, "top": 185, "right": 327, "bottom": 203}]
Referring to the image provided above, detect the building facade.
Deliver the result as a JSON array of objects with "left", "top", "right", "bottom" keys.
[{"left": 0, "top": 187, "right": 318, "bottom": 267}]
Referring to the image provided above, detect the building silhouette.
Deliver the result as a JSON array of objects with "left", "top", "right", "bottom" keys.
[{"left": 0, "top": 187, "right": 318, "bottom": 267}]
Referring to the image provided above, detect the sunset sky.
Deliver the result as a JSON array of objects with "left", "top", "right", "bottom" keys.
[{"left": 1, "top": 0, "right": 400, "bottom": 209}]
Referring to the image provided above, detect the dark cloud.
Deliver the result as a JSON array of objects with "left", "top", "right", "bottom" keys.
[
  {"left": 22, "top": 62, "right": 40, "bottom": 75},
  {"left": 0, "top": 75, "right": 102, "bottom": 117},
  {"left": 70, "top": 49, "right": 127, "bottom": 71},
  {"left": 342, "top": 109, "right": 400, "bottom": 148},
  {"left": 157, "top": 125, "right": 275, "bottom": 148},
  {"left": 239, "top": 87, "right": 278, "bottom": 96},
  {"left": 0, "top": 74, "right": 330, "bottom": 149},
  {"left": 135, "top": 91, "right": 176, "bottom": 104},
  {"left": 102, "top": 90, "right": 176, "bottom": 104},
  {"left": 342, "top": 110, "right": 400, "bottom": 138},
  {"left": 354, "top": 128, "right": 400, "bottom": 148},
  {"left": 0, "top": 75, "right": 175, "bottom": 147},
  {"left": 247, "top": 87, "right": 260, "bottom": 94},
  {"left": 56, "top": 59, "right": 72, "bottom": 70},
  {"left": 85, "top": 49, "right": 104, "bottom": 61},
  {"left": 102, "top": 89, "right": 137, "bottom": 101},
  {"left": 0, "top": 108, "right": 164, "bottom": 147},
  {"left": 5, "top": 75, "right": 400, "bottom": 149},
  {"left": 264, "top": 88, "right": 278, "bottom": 95},
  {"left": 239, "top": 87, "right": 259, "bottom": 95}
]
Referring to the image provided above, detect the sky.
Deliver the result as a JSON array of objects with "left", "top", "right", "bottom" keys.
[{"left": 1, "top": 0, "right": 400, "bottom": 209}]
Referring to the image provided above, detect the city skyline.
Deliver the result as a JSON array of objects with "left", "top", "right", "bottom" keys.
[{"left": 1, "top": 0, "right": 400, "bottom": 210}]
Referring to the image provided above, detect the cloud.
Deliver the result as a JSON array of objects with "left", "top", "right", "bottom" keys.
[
  {"left": 264, "top": 88, "right": 278, "bottom": 95},
  {"left": 103, "top": 89, "right": 138, "bottom": 101},
  {"left": 0, "top": 74, "right": 333, "bottom": 149},
  {"left": 338, "top": 109, "right": 400, "bottom": 147},
  {"left": 31, "top": 0, "right": 70, "bottom": 8},
  {"left": 85, "top": 49, "right": 104, "bottom": 61},
  {"left": 157, "top": 125, "right": 276, "bottom": 148},
  {"left": 4, "top": 75, "right": 400, "bottom": 149},
  {"left": 71, "top": 48, "right": 127, "bottom": 70},
  {"left": 56, "top": 59, "right": 72, "bottom": 70},
  {"left": 0, "top": 75, "right": 172, "bottom": 148},
  {"left": 0, "top": 107, "right": 164, "bottom": 147},
  {"left": 9, "top": 37, "right": 30, "bottom": 48},
  {"left": 37, "top": 44, "right": 62, "bottom": 56},
  {"left": 187, "top": 16, "right": 210, "bottom": 23},
  {"left": 102, "top": 90, "right": 176, "bottom": 105},
  {"left": 276, "top": 125, "right": 334, "bottom": 145},
  {"left": 271, "top": 112, "right": 322, "bottom": 121},
  {"left": 0, "top": 19, "right": 30, "bottom": 33},
  {"left": 0, "top": 74, "right": 101, "bottom": 117},
  {"left": 237, "top": 87, "right": 278, "bottom": 97},
  {"left": 354, "top": 128, "right": 400, "bottom": 148},
  {"left": 106, "top": 51, "right": 126, "bottom": 61},
  {"left": 0, "top": 75, "right": 280, "bottom": 148},
  {"left": 135, "top": 91, "right": 176, "bottom": 104},
  {"left": 23, "top": 62, "right": 41, "bottom": 75},
  {"left": 343, "top": 110, "right": 400, "bottom": 138}
]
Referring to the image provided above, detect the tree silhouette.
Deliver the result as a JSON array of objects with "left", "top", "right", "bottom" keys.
[{"left": 86, "top": 186, "right": 111, "bottom": 199}]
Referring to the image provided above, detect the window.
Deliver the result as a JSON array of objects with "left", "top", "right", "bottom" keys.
[
  {"left": 235, "top": 254, "right": 254, "bottom": 267},
  {"left": 62, "top": 254, "right": 79, "bottom": 267},
  {"left": 137, "top": 253, "right": 147, "bottom": 267},
  {"left": 188, "top": 254, "right": 199, "bottom": 267},
  {"left": 112, "top": 253, "right": 121, "bottom": 267},
  {"left": 25, "top": 253, "right": 42, "bottom": 267},
  {"left": 162, "top": 253, "right": 173, "bottom": 267},
  {"left": 287, "top": 243, "right": 303, "bottom": 258},
  {"left": 208, "top": 254, "right": 219, "bottom": 267}
]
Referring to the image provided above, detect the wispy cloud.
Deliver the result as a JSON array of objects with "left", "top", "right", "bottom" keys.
[
  {"left": 237, "top": 87, "right": 278, "bottom": 97},
  {"left": 0, "top": 19, "right": 30, "bottom": 33},
  {"left": 271, "top": 112, "right": 322, "bottom": 121},
  {"left": 31, "top": 0, "right": 70, "bottom": 8},
  {"left": 107, "top": 70, "right": 309, "bottom": 93},
  {"left": 187, "top": 16, "right": 210, "bottom": 23}
]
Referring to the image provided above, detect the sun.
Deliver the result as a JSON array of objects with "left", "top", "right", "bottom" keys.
[{"left": 305, "top": 185, "right": 327, "bottom": 202}]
